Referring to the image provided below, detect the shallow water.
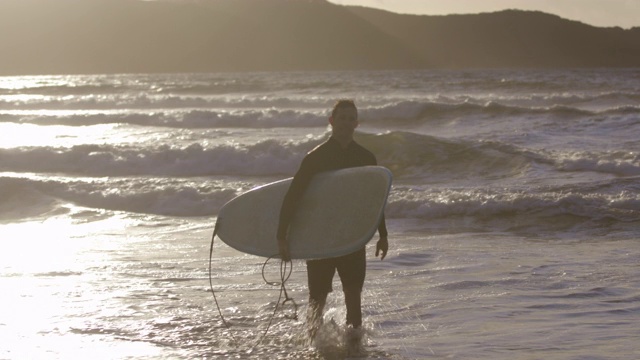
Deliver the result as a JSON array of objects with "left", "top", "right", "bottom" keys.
[{"left": 1, "top": 215, "right": 638, "bottom": 359}]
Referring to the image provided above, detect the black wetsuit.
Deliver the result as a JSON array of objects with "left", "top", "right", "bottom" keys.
[{"left": 277, "top": 137, "right": 388, "bottom": 327}]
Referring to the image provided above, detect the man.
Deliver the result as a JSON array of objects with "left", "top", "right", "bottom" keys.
[{"left": 277, "top": 99, "right": 388, "bottom": 353}]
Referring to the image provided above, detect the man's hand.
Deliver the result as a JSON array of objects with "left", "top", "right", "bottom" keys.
[
  {"left": 278, "top": 237, "right": 291, "bottom": 262},
  {"left": 375, "top": 236, "right": 388, "bottom": 260}
]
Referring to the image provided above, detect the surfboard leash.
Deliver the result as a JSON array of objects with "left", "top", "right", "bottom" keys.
[
  {"left": 209, "top": 221, "right": 299, "bottom": 348},
  {"left": 261, "top": 254, "right": 299, "bottom": 321},
  {"left": 208, "top": 221, "right": 234, "bottom": 331},
  {"left": 253, "top": 255, "right": 299, "bottom": 347}
]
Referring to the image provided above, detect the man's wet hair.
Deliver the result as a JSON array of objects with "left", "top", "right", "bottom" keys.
[{"left": 331, "top": 99, "right": 357, "bottom": 119}]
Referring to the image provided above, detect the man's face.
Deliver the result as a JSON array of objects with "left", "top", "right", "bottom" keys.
[{"left": 330, "top": 106, "right": 358, "bottom": 139}]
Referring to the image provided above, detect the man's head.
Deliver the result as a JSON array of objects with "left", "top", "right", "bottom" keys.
[
  {"left": 331, "top": 99, "right": 357, "bottom": 119},
  {"left": 329, "top": 99, "right": 359, "bottom": 143}
]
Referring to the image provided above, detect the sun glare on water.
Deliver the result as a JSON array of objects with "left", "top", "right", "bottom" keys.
[
  {"left": 0, "top": 122, "right": 121, "bottom": 149},
  {"left": 0, "top": 213, "right": 163, "bottom": 359}
]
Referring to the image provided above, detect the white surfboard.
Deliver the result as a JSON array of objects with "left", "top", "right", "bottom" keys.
[{"left": 215, "top": 166, "right": 392, "bottom": 259}]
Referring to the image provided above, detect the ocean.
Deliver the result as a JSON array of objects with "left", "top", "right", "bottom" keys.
[{"left": 0, "top": 69, "right": 638, "bottom": 359}]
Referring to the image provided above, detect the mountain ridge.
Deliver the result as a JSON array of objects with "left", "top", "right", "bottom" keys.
[{"left": 0, "top": 0, "right": 638, "bottom": 75}]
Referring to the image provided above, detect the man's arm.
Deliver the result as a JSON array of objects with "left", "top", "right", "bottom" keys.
[
  {"left": 375, "top": 214, "right": 388, "bottom": 260},
  {"left": 276, "top": 157, "right": 315, "bottom": 261},
  {"left": 369, "top": 153, "right": 389, "bottom": 260}
]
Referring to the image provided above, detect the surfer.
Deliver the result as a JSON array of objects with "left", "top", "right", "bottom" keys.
[{"left": 277, "top": 99, "right": 388, "bottom": 353}]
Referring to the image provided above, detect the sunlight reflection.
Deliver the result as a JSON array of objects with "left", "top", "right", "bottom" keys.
[
  {"left": 0, "top": 214, "right": 134, "bottom": 274},
  {"left": 0, "top": 76, "right": 64, "bottom": 90},
  {"left": 0, "top": 329, "right": 164, "bottom": 359},
  {"left": 0, "top": 123, "right": 124, "bottom": 149},
  {"left": 0, "top": 212, "right": 158, "bottom": 360},
  {"left": 1, "top": 219, "right": 82, "bottom": 274}
]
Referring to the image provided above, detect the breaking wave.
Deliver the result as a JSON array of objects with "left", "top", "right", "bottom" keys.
[{"left": 1, "top": 131, "right": 638, "bottom": 178}]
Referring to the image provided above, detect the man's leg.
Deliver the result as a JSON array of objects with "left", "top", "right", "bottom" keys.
[
  {"left": 343, "top": 286, "right": 362, "bottom": 328},
  {"left": 306, "top": 259, "right": 335, "bottom": 341},
  {"left": 335, "top": 249, "right": 366, "bottom": 355},
  {"left": 307, "top": 292, "right": 328, "bottom": 339},
  {"left": 336, "top": 248, "right": 366, "bottom": 328}
]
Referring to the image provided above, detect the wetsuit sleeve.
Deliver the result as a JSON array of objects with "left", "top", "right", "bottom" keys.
[
  {"left": 277, "top": 156, "right": 315, "bottom": 241},
  {"left": 370, "top": 153, "right": 388, "bottom": 238}
]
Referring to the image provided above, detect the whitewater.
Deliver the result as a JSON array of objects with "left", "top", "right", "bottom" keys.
[{"left": 0, "top": 69, "right": 639, "bottom": 359}]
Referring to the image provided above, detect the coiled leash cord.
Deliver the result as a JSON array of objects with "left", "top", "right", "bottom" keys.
[{"left": 208, "top": 222, "right": 299, "bottom": 347}]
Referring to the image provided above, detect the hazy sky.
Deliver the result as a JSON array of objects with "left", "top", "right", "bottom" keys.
[{"left": 328, "top": 0, "right": 640, "bottom": 29}]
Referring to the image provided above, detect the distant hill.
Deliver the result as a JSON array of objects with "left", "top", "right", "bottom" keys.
[
  {"left": 0, "top": 0, "right": 638, "bottom": 75},
  {"left": 347, "top": 6, "right": 640, "bottom": 68}
]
